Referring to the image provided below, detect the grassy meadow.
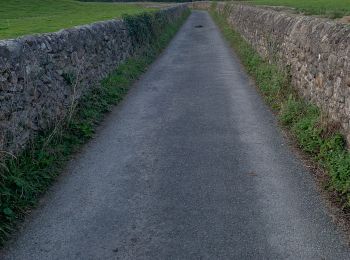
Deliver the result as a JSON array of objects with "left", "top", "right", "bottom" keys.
[
  {"left": 246, "top": 0, "right": 350, "bottom": 18},
  {"left": 0, "top": 0, "right": 154, "bottom": 39}
]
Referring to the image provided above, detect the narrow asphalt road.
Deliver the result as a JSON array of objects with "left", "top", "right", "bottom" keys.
[{"left": 2, "top": 11, "right": 350, "bottom": 259}]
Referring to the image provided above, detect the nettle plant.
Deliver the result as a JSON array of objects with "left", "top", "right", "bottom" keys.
[{"left": 123, "top": 11, "right": 170, "bottom": 52}]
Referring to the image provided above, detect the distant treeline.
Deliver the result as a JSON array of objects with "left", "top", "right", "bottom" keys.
[{"left": 79, "top": 0, "right": 197, "bottom": 2}]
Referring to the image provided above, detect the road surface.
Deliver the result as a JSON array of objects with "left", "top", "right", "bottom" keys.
[{"left": 2, "top": 11, "right": 350, "bottom": 259}]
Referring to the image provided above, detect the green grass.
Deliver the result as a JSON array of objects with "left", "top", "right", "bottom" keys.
[
  {"left": 0, "top": 0, "right": 154, "bottom": 39},
  {"left": 210, "top": 3, "right": 350, "bottom": 209},
  {"left": 0, "top": 8, "right": 190, "bottom": 245},
  {"left": 242, "top": 0, "right": 350, "bottom": 18}
]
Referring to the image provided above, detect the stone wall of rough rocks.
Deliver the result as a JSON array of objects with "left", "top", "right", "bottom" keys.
[
  {"left": 0, "top": 5, "right": 188, "bottom": 156},
  {"left": 193, "top": 2, "right": 350, "bottom": 143}
]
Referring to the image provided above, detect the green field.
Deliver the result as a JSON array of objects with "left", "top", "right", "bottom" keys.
[
  {"left": 247, "top": 0, "right": 350, "bottom": 18},
  {"left": 0, "top": 0, "right": 154, "bottom": 39},
  {"left": 249, "top": 0, "right": 350, "bottom": 18}
]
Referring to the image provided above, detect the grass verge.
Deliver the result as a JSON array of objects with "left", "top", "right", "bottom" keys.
[
  {"left": 210, "top": 4, "right": 350, "bottom": 211},
  {"left": 0, "top": 8, "right": 190, "bottom": 246}
]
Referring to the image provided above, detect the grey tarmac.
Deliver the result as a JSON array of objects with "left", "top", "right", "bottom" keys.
[{"left": 2, "top": 11, "right": 350, "bottom": 259}]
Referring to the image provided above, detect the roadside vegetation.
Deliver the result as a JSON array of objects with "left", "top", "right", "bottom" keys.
[
  {"left": 240, "top": 0, "right": 350, "bottom": 18},
  {"left": 0, "top": 8, "right": 190, "bottom": 245},
  {"left": 210, "top": 3, "right": 350, "bottom": 211},
  {"left": 0, "top": 0, "right": 154, "bottom": 39}
]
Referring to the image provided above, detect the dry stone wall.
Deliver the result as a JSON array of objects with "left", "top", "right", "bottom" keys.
[
  {"left": 0, "top": 5, "right": 188, "bottom": 156},
  {"left": 193, "top": 2, "right": 350, "bottom": 143}
]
